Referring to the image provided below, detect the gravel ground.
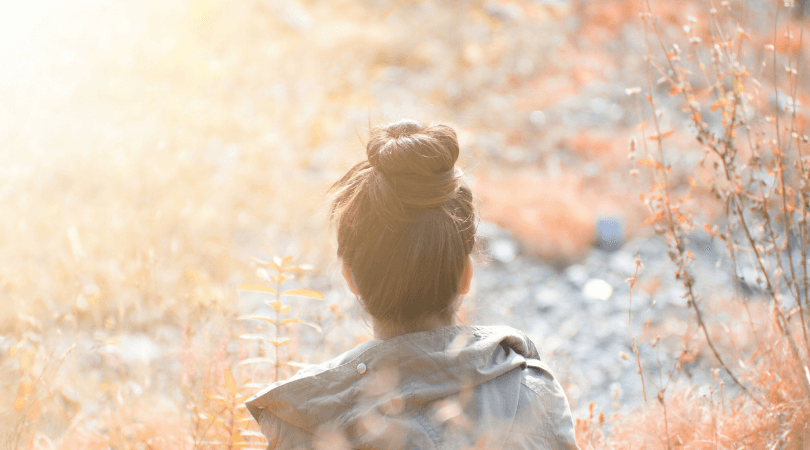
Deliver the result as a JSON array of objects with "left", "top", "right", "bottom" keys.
[{"left": 468, "top": 219, "right": 781, "bottom": 419}]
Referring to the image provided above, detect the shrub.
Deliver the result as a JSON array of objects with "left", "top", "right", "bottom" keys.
[{"left": 581, "top": 0, "right": 810, "bottom": 447}]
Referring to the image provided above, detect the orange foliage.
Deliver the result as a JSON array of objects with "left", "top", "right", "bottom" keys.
[
  {"left": 477, "top": 170, "right": 596, "bottom": 268},
  {"left": 476, "top": 168, "right": 650, "bottom": 269},
  {"left": 61, "top": 400, "right": 191, "bottom": 450},
  {"left": 578, "top": 298, "right": 810, "bottom": 449}
]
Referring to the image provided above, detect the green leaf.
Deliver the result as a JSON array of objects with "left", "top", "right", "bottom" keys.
[
  {"left": 238, "top": 284, "right": 277, "bottom": 295},
  {"left": 279, "top": 318, "right": 322, "bottom": 333},
  {"left": 236, "top": 315, "right": 276, "bottom": 324},
  {"left": 282, "top": 288, "right": 325, "bottom": 300}
]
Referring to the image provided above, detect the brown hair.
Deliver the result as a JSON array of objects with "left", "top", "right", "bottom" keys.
[{"left": 329, "top": 119, "right": 477, "bottom": 328}]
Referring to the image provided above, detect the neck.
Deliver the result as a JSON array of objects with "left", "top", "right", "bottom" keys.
[{"left": 372, "top": 314, "right": 456, "bottom": 341}]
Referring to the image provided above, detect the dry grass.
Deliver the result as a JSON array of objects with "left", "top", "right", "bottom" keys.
[
  {"left": 575, "top": 0, "right": 810, "bottom": 447},
  {"left": 4, "top": 0, "right": 810, "bottom": 448}
]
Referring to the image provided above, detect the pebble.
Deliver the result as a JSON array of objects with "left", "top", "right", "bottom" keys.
[
  {"left": 529, "top": 110, "right": 547, "bottom": 128},
  {"left": 564, "top": 264, "right": 589, "bottom": 288},
  {"left": 609, "top": 251, "right": 637, "bottom": 276},
  {"left": 534, "top": 285, "right": 562, "bottom": 311},
  {"left": 490, "top": 239, "right": 519, "bottom": 263},
  {"left": 583, "top": 278, "right": 613, "bottom": 301},
  {"left": 117, "top": 333, "right": 164, "bottom": 366},
  {"left": 484, "top": 1, "right": 524, "bottom": 22},
  {"left": 596, "top": 217, "right": 625, "bottom": 252}
]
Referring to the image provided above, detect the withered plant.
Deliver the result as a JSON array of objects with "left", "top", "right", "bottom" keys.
[
  {"left": 237, "top": 255, "right": 325, "bottom": 383},
  {"left": 229, "top": 255, "right": 326, "bottom": 449},
  {"left": 5, "top": 338, "right": 74, "bottom": 450},
  {"left": 579, "top": 0, "right": 810, "bottom": 448}
]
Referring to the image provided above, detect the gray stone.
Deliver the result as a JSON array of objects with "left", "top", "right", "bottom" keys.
[
  {"left": 534, "top": 285, "right": 563, "bottom": 311},
  {"left": 490, "top": 239, "right": 519, "bottom": 263},
  {"left": 268, "top": 0, "right": 313, "bottom": 31},
  {"left": 596, "top": 216, "right": 625, "bottom": 252},
  {"left": 117, "top": 333, "right": 163, "bottom": 366},
  {"left": 484, "top": 1, "right": 524, "bottom": 22},
  {"left": 582, "top": 278, "right": 613, "bottom": 301},
  {"left": 565, "top": 264, "right": 589, "bottom": 288},
  {"left": 609, "top": 251, "right": 638, "bottom": 277},
  {"left": 529, "top": 110, "right": 547, "bottom": 128}
]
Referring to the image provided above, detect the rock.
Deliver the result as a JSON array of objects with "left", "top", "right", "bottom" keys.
[
  {"left": 490, "top": 239, "right": 519, "bottom": 263},
  {"left": 588, "top": 97, "right": 624, "bottom": 123},
  {"left": 529, "top": 110, "right": 547, "bottom": 128},
  {"left": 477, "top": 221, "right": 521, "bottom": 264},
  {"left": 483, "top": 1, "right": 524, "bottom": 23},
  {"left": 663, "top": 283, "right": 688, "bottom": 306},
  {"left": 475, "top": 132, "right": 505, "bottom": 159},
  {"left": 735, "top": 265, "right": 767, "bottom": 297},
  {"left": 534, "top": 285, "right": 563, "bottom": 312},
  {"left": 685, "top": 228, "right": 719, "bottom": 258},
  {"left": 565, "top": 263, "right": 589, "bottom": 288},
  {"left": 609, "top": 251, "right": 637, "bottom": 276},
  {"left": 268, "top": 0, "right": 314, "bottom": 32},
  {"left": 583, "top": 278, "right": 613, "bottom": 301},
  {"left": 770, "top": 88, "right": 800, "bottom": 115},
  {"left": 117, "top": 333, "right": 163, "bottom": 366},
  {"left": 595, "top": 215, "right": 625, "bottom": 252}
]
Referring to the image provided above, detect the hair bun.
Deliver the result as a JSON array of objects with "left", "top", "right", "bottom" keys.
[
  {"left": 328, "top": 119, "right": 478, "bottom": 328},
  {"left": 366, "top": 119, "right": 460, "bottom": 210}
]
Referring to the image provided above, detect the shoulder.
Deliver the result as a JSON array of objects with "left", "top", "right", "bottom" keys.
[
  {"left": 506, "top": 360, "right": 581, "bottom": 450},
  {"left": 254, "top": 409, "right": 311, "bottom": 450}
]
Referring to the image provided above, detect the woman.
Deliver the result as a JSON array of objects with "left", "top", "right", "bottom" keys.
[{"left": 246, "top": 119, "right": 580, "bottom": 450}]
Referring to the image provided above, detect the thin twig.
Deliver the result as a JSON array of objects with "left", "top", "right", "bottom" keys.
[
  {"left": 627, "top": 257, "right": 649, "bottom": 404},
  {"left": 643, "top": 0, "right": 766, "bottom": 408}
]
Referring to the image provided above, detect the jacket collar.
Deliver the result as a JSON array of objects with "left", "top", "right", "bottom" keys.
[{"left": 245, "top": 325, "right": 540, "bottom": 433}]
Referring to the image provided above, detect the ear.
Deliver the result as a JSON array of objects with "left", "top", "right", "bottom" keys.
[
  {"left": 342, "top": 262, "right": 360, "bottom": 296},
  {"left": 458, "top": 257, "right": 473, "bottom": 295}
]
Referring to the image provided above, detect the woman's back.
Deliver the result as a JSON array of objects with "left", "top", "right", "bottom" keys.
[
  {"left": 246, "top": 325, "right": 579, "bottom": 450},
  {"left": 246, "top": 119, "right": 580, "bottom": 449}
]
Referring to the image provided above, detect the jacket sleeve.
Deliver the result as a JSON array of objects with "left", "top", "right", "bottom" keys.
[
  {"left": 502, "top": 361, "right": 581, "bottom": 450},
  {"left": 255, "top": 409, "right": 314, "bottom": 450}
]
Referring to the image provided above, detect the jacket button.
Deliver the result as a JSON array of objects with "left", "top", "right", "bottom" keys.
[{"left": 357, "top": 363, "right": 367, "bottom": 374}]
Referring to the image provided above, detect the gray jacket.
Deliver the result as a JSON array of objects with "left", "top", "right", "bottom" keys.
[{"left": 246, "top": 325, "right": 580, "bottom": 450}]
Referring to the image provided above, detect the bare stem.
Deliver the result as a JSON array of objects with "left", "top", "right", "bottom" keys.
[
  {"left": 642, "top": 0, "right": 766, "bottom": 408},
  {"left": 627, "top": 258, "right": 649, "bottom": 404}
]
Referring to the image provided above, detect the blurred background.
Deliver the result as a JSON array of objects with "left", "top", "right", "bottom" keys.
[{"left": 2, "top": 0, "right": 806, "bottom": 447}]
